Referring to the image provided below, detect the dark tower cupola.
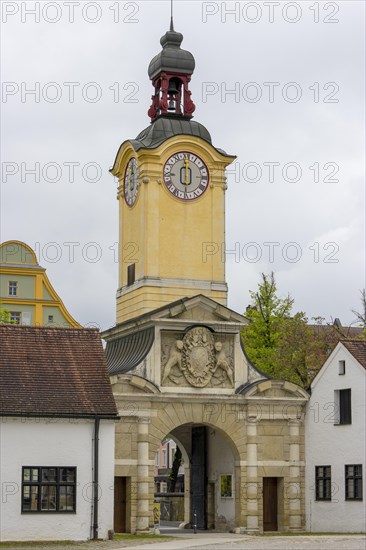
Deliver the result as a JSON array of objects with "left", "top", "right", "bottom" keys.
[{"left": 148, "top": 21, "right": 196, "bottom": 121}]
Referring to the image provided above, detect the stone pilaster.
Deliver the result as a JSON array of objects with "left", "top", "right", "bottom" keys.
[
  {"left": 287, "top": 418, "right": 302, "bottom": 531},
  {"left": 136, "top": 417, "right": 151, "bottom": 533},
  {"left": 246, "top": 414, "right": 260, "bottom": 532}
]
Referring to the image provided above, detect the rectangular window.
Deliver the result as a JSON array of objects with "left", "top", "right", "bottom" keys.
[
  {"left": 339, "top": 389, "right": 352, "bottom": 424},
  {"left": 8, "top": 281, "right": 17, "bottom": 296},
  {"left": 48, "top": 315, "right": 54, "bottom": 323},
  {"left": 338, "top": 360, "right": 345, "bottom": 375},
  {"left": 345, "top": 465, "right": 363, "bottom": 500},
  {"left": 315, "top": 465, "right": 331, "bottom": 501},
  {"left": 10, "top": 311, "right": 21, "bottom": 324},
  {"left": 22, "top": 467, "right": 76, "bottom": 513},
  {"left": 127, "top": 264, "right": 135, "bottom": 286}
]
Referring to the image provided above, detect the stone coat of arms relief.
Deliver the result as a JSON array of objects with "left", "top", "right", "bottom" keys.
[{"left": 161, "top": 327, "right": 234, "bottom": 388}]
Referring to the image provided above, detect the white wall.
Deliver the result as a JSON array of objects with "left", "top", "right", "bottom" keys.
[
  {"left": 207, "top": 428, "right": 235, "bottom": 529},
  {"left": 0, "top": 417, "right": 115, "bottom": 541},
  {"left": 305, "top": 345, "right": 366, "bottom": 532}
]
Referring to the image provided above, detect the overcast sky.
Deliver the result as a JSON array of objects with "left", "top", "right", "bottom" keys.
[{"left": 1, "top": 0, "right": 365, "bottom": 330}]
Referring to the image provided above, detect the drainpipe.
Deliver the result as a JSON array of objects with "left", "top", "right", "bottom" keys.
[{"left": 93, "top": 417, "right": 100, "bottom": 540}]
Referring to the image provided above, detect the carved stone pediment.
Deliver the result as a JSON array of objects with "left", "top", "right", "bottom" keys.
[{"left": 161, "top": 327, "right": 234, "bottom": 389}]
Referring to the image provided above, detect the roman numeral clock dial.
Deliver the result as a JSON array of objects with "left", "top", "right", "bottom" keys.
[
  {"left": 124, "top": 157, "right": 139, "bottom": 207},
  {"left": 163, "top": 152, "right": 209, "bottom": 201}
]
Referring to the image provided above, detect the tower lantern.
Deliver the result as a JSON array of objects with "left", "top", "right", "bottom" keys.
[{"left": 148, "top": 20, "right": 196, "bottom": 121}]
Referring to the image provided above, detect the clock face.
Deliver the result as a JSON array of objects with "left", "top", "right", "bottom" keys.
[
  {"left": 163, "top": 152, "right": 209, "bottom": 201},
  {"left": 124, "top": 157, "right": 139, "bottom": 206}
]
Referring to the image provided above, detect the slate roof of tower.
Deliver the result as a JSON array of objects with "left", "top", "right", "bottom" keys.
[
  {"left": 0, "top": 325, "right": 118, "bottom": 417},
  {"left": 128, "top": 117, "right": 229, "bottom": 156},
  {"left": 341, "top": 339, "right": 366, "bottom": 369}
]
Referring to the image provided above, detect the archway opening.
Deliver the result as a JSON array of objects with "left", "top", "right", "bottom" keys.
[{"left": 153, "top": 422, "right": 239, "bottom": 532}]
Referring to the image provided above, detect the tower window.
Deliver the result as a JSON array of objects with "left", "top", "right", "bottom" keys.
[
  {"left": 8, "top": 281, "right": 18, "bottom": 296},
  {"left": 127, "top": 264, "right": 135, "bottom": 286},
  {"left": 338, "top": 360, "right": 345, "bottom": 375},
  {"left": 48, "top": 315, "right": 54, "bottom": 323}
]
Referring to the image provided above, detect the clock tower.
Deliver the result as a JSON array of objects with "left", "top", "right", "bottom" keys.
[
  {"left": 105, "top": 18, "right": 308, "bottom": 536},
  {"left": 111, "top": 21, "right": 236, "bottom": 323}
]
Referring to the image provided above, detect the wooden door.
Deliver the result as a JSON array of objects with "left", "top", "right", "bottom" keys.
[
  {"left": 263, "top": 477, "right": 278, "bottom": 531},
  {"left": 114, "top": 477, "right": 127, "bottom": 533}
]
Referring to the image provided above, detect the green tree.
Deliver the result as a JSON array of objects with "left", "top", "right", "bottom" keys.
[
  {"left": 241, "top": 273, "right": 330, "bottom": 388},
  {"left": 241, "top": 272, "right": 293, "bottom": 377},
  {"left": 276, "top": 312, "right": 327, "bottom": 388},
  {"left": 0, "top": 307, "right": 11, "bottom": 324}
]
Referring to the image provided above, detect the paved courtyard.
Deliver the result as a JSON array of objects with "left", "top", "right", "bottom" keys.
[
  {"left": 2, "top": 533, "right": 365, "bottom": 550},
  {"left": 131, "top": 533, "right": 366, "bottom": 550}
]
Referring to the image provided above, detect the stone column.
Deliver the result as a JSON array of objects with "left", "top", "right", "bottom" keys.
[
  {"left": 287, "top": 419, "right": 302, "bottom": 531},
  {"left": 136, "top": 417, "right": 151, "bottom": 533},
  {"left": 246, "top": 414, "right": 259, "bottom": 532}
]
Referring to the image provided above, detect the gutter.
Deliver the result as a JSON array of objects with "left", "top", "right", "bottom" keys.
[
  {"left": 0, "top": 412, "right": 119, "bottom": 420},
  {"left": 93, "top": 417, "right": 100, "bottom": 541}
]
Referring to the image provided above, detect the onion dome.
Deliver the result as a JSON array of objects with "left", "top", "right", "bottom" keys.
[{"left": 148, "top": 24, "right": 195, "bottom": 80}]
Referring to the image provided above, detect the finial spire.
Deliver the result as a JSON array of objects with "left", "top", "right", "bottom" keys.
[{"left": 170, "top": 0, "right": 174, "bottom": 31}]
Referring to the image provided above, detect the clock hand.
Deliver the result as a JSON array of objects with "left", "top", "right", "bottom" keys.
[
  {"left": 184, "top": 154, "right": 189, "bottom": 185},
  {"left": 129, "top": 166, "right": 135, "bottom": 191}
]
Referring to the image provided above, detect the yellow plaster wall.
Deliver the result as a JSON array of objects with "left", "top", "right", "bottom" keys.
[
  {"left": 116, "top": 284, "right": 227, "bottom": 320},
  {"left": 113, "top": 137, "right": 235, "bottom": 323},
  {"left": 0, "top": 241, "right": 80, "bottom": 327}
]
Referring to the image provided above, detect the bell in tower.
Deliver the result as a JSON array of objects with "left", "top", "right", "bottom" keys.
[{"left": 148, "top": 20, "right": 196, "bottom": 120}]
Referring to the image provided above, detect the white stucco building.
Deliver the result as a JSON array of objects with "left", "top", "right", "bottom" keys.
[
  {"left": 305, "top": 340, "right": 366, "bottom": 532},
  {"left": 0, "top": 325, "right": 118, "bottom": 542}
]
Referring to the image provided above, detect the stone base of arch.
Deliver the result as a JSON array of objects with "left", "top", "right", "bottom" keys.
[{"left": 112, "top": 392, "right": 307, "bottom": 534}]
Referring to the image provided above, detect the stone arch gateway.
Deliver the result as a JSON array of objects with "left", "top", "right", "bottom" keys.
[{"left": 103, "top": 295, "right": 309, "bottom": 533}]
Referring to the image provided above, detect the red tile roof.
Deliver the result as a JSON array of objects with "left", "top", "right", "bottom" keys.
[
  {"left": 0, "top": 325, "right": 118, "bottom": 417},
  {"left": 341, "top": 339, "right": 366, "bottom": 369}
]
